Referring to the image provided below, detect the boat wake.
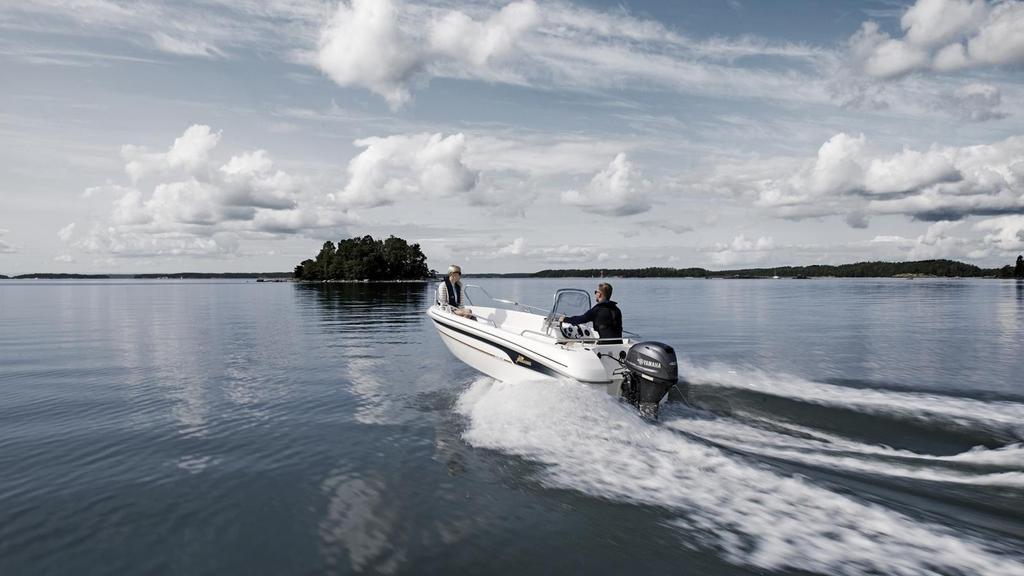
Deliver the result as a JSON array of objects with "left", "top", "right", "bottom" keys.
[
  {"left": 455, "top": 370, "right": 1024, "bottom": 576},
  {"left": 680, "top": 362, "right": 1024, "bottom": 443}
]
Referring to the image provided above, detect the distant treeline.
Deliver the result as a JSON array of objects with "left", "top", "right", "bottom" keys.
[
  {"left": 5, "top": 273, "right": 113, "bottom": 279},
  {"left": 132, "top": 272, "right": 291, "bottom": 279},
  {"left": 3, "top": 273, "right": 290, "bottom": 279},
  {"left": 294, "top": 235, "right": 430, "bottom": 281},
  {"left": 529, "top": 259, "right": 1022, "bottom": 279}
]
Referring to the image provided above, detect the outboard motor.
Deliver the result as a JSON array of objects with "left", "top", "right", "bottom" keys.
[{"left": 621, "top": 341, "right": 678, "bottom": 419}]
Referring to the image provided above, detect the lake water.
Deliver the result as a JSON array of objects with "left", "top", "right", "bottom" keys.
[{"left": 1, "top": 278, "right": 1022, "bottom": 575}]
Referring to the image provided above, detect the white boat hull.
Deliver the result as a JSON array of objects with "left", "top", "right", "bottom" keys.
[
  {"left": 433, "top": 318, "right": 555, "bottom": 383},
  {"left": 427, "top": 304, "right": 628, "bottom": 385}
]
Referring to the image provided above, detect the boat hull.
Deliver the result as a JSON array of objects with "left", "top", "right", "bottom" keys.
[
  {"left": 427, "top": 305, "right": 625, "bottom": 384},
  {"left": 432, "top": 317, "right": 557, "bottom": 382}
]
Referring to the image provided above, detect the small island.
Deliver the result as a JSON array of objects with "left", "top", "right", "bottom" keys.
[{"left": 294, "top": 235, "right": 430, "bottom": 281}]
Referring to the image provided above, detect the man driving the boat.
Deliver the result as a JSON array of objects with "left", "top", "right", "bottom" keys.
[
  {"left": 437, "top": 265, "right": 475, "bottom": 319},
  {"left": 559, "top": 282, "right": 622, "bottom": 342}
]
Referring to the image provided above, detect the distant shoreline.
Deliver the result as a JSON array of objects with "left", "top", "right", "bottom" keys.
[{"left": 2, "top": 258, "right": 1021, "bottom": 280}]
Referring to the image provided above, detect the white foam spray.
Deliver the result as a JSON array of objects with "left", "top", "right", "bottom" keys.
[
  {"left": 456, "top": 377, "right": 1024, "bottom": 576},
  {"left": 681, "top": 362, "right": 1024, "bottom": 441},
  {"left": 664, "top": 415, "right": 1024, "bottom": 487}
]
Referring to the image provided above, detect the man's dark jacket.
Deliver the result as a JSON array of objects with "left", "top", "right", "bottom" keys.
[{"left": 564, "top": 300, "right": 622, "bottom": 339}]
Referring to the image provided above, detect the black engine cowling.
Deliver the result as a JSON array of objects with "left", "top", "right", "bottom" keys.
[{"left": 621, "top": 341, "right": 678, "bottom": 419}]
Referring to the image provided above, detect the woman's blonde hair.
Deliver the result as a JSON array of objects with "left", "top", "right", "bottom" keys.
[{"left": 447, "top": 265, "right": 462, "bottom": 276}]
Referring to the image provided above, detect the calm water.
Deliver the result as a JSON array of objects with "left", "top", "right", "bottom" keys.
[{"left": 1, "top": 278, "right": 1022, "bottom": 575}]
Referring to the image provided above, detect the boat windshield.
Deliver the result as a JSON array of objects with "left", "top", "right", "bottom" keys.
[{"left": 551, "top": 289, "right": 591, "bottom": 319}]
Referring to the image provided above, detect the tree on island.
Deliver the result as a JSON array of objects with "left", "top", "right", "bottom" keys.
[
  {"left": 1016, "top": 255, "right": 1024, "bottom": 278},
  {"left": 294, "top": 235, "right": 430, "bottom": 281}
]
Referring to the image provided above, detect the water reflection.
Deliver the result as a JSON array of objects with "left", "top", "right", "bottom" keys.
[
  {"left": 319, "top": 472, "right": 406, "bottom": 575},
  {"left": 294, "top": 283, "right": 429, "bottom": 328},
  {"left": 295, "top": 283, "right": 430, "bottom": 425}
]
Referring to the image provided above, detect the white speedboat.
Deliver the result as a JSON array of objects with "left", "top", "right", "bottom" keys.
[{"left": 427, "top": 285, "right": 678, "bottom": 418}]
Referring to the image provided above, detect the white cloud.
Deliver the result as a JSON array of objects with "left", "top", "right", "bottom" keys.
[
  {"left": 218, "top": 150, "right": 299, "bottom": 210},
  {"left": 53, "top": 254, "right": 74, "bottom": 263},
  {"left": 902, "top": 0, "right": 988, "bottom": 48},
  {"left": 73, "top": 125, "right": 350, "bottom": 259},
  {"left": 339, "top": 132, "right": 479, "bottom": 208},
  {"left": 744, "top": 133, "right": 1024, "bottom": 223},
  {"left": 497, "top": 237, "right": 526, "bottom": 256},
  {"left": 976, "top": 215, "right": 1024, "bottom": 252},
  {"left": 871, "top": 220, "right": 976, "bottom": 259},
  {"left": 429, "top": 0, "right": 539, "bottom": 69},
  {"left": 317, "top": 0, "right": 422, "bottom": 109},
  {"left": 76, "top": 227, "right": 242, "bottom": 258},
  {"left": 561, "top": 153, "right": 650, "bottom": 216},
  {"left": 849, "top": 0, "right": 1024, "bottom": 78},
  {"left": 315, "top": 0, "right": 540, "bottom": 108},
  {"left": 123, "top": 124, "right": 221, "bottom": 182},
  {"left": 863, "top": 147, "right": 961, "bottom": 194},
  {"left": 705, "top": 234, "right": 776, "bottom": 267},
  {"left": 57, "top": 222, "right": 76, "bottom": 242}
]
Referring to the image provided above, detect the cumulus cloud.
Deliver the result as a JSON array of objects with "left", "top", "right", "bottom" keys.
[
  {"left": 561, "top": 153, "right": 651, "bottom": 216},
  {"left": 849, "top": 0, "right": 1024, "bottom": 78},
  {"left": 429, "top": 0, "right": 540, "bottom": 69},
  {"left": 317, "top": 0, "right": 423, "bottom": 108},
  {"left": 332, "top": 131, "right": 655, "bottom": 217},
  {"left": 123, "top": 124, "right": 221, "bottom": 182},
  {"left": 975, "top": 215, "right": 1024, "bottom": 252},
  {"left": 316, "top": 0, "right": 538, "bottom": 108},
  {"left": 748, "top": 133, "right": 1024, "bottom": 223},
  {"left": 497, "top": 237, "right": 527, "bottom": 256},
  {"left": 339, "top": 133, "right": 479, "bottom": 208},
  {"left": 705, "top": 234, "right": 775, "bottom": 267},
  {"left": 870, "top": 220, "right": 976, "bottom": 259},
  {"left": 75, "top": 125, "right": 349, "bottom": 258}
]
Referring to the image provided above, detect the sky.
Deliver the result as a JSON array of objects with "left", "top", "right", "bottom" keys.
[{"left": 1, "top": 0, "right": 1023, "bottom": 274}]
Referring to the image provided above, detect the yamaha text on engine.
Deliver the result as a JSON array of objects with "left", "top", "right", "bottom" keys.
[{"left": 609, "top": 341, "right": 679, "bottom": 419}]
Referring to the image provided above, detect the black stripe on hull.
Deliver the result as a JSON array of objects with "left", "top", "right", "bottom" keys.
[{"left": 430, "top": 317, "right": 562, "bottom": 379}]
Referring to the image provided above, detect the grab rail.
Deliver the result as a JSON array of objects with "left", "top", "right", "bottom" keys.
[{"left": 563, "top": 336, "right": 632, "bottom": 344}]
